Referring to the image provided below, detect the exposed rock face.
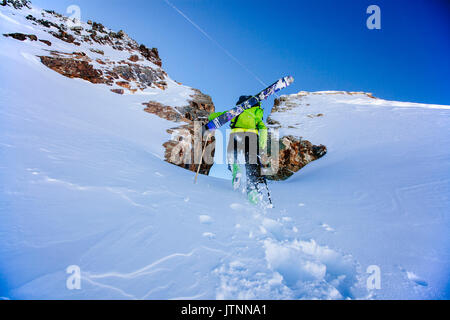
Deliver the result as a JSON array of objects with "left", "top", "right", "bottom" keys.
[
  {"left": 144, "top": 91, "right": 216, "bottom": 175},
  {"left": 25, "top": 13, "right": 59, "bottom": 29},
  {"left": 49, "top": 30, "right": 77, "bottom": 44},
  {"left": 40, "top": 55, "right": 105, "bottom": 84},
  {"left": 265, "top": 93, "right": 329, "bottom": 180},
  {"left": 266, "top": 135, "right": 327, "bottom": 181},
  {"left": 90, "top": 48, "right": 104, "bottom": 55},
  {"left": 34, "top": 50, "right": 166, "bottom": 91},
  {"left": 3, "top": 33, "right": 36, "bottom": 41},
  {"left": 7, "top": 8, "right": 165, "bottom": 94},
  {"left": 112, "top": 63, "right": 166, "bottom": 90},
  {"left": 110, "top": 88, "right": 124, "bottom": 95},
  {"left": 39, "top": 39, "right": 51, "bottom": 46},
  {"left": 1, "top": 0, "right": 31, "bottom": 9},
  {"left": 139, "top": 45, "right": 162, "bottom": 67},
  {"left": 128, "top": 54, "right": 139, "bottom": 62},
  {"left": 163, "top": 123, "right": 215, "bottom": 176},
  {"left": 143, "top": 101, "right": 183, "bottom": 122},
  {"left": 3, "top": 1, "right": 215, "bottom": 176},
  {"left": 143, "top": 91, "right": 214, "bottom": 123}
]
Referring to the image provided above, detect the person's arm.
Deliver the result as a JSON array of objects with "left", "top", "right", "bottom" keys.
[
  {"left": 208, "top": 111, "right": 227, "bottom": 121},
  {"left": 257, "top": 122, "right": 268, "bottom": 151},
  {"left": 256, "top": 109, "right": 268, "bottom": 151}
]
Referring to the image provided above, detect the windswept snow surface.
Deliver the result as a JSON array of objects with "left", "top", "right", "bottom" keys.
[{"left": 1, "top": 7, "right": 449, "bottom": 300}]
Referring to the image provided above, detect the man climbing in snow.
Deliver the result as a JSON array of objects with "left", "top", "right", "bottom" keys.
[{"left": 208, "top": 95, "right": 268, "bottom": 204}]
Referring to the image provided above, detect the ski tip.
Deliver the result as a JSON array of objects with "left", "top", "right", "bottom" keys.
[{"left": 285, "top": 75, "right": 294, "bottom": 84}]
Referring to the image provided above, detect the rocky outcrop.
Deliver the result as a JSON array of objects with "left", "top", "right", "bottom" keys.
[
  {"left": 110, "top": 88, "right": 124, "bottom": 95},
  {"left": 34, "top": 49, "right": 167, "bottom": 91},
  {"left": 4, "top": 3, "right": 165, "bottom": 92},
  {"left": 264, "top": 93, "right": 329, "bottom": 180},
  {"left": 112, "top": 63, "right": 166, "bottom": 90},
  {"left": 265, "top": 135, "right": 327, "bottom": 181},
  {"left": 39, "top": 39, "right": 51, "bottom": 46},
  {"left": 143, "top": 91, "right": 214, "bottom": 123},
  {"left": 1, "top": 0, "right": 31, "bottom": 9},
  {"left": 139, "top": 45, "right": 162, "bottom": 67},
  {"left": 14, "top": 9, "right": 163, "bottom": 76},
  {"left": 144, "top": 91, "right": 216, "bottom": 175},
  {"left": 163, "top": 123, "right": 215, "bottom": 176},
  {"left": 49, "top": 30, "right": 77, "bottom": 44},
  {"left": 3, "top": 33, "right": 37, "bottom": 41},
  {"left": 143, "top": 102, "right": 184, "bottom": 122},
  {"left": 25, "top": 13, "right": 60, "bottom": 29},
  {"left": 3, "top": 1, "right": 215, "bottom": 176},
  {"left": 40, "top": 55, "right": 106, "bottom": 84},
  {"left": 128, "top": 55, "right": 139, "bottom": 62}
]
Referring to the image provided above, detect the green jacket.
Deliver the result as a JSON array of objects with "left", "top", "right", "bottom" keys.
[{"left": 208, "top": 105, "right": 268, "bottom": 150}]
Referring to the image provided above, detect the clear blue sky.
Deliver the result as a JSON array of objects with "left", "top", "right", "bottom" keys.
[
  {"left": 33, "top": 0, "right": 449, "bottom": 107},
  {"left": 32, "top": 0, "right": 449, "bottom": 178}
]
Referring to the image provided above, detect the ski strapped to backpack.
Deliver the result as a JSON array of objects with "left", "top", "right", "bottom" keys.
[
  {"left": 195, "top": 76, "right": 294, "bottom": 184},
  {"left": 204, "top": 76, "right": 294, "bottom": 131}
]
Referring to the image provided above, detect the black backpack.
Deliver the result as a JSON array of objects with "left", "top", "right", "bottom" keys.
[{"left": 230, "top": 102, "right": 263, "bottom": 129}]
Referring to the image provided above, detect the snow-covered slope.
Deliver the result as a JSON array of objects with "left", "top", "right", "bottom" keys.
[
  {"left": 267, "top": 92, "right": 450, "bottom": 299},
  {"left": 1, "top": 2, "right": 449, "bottom": 300}
]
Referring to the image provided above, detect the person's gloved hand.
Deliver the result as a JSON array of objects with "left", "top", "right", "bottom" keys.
[{"left": 258, "top": 128, "right": 268, "bottom": 151}]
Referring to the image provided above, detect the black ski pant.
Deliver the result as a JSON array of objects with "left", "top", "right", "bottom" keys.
[{"left": 227, "top": 132, "right": 262, "bottom": 192}]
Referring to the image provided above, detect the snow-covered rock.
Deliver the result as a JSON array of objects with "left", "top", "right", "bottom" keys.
[
  {"left": 264, "top": 134, "right": 327, "bottom": 181},
  {"left": 1, "top": 0, "right": 32, "bottom": 10},
  {"left": 1, "top": 0, "right": 215, "bottom": 175}
]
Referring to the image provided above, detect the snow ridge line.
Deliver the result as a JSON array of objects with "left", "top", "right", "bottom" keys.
[{"left": 83, "top": 246, "right": 227, "bottom": 280}]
